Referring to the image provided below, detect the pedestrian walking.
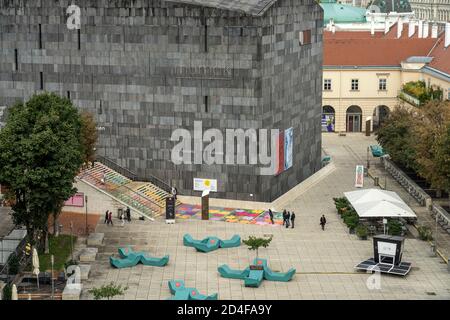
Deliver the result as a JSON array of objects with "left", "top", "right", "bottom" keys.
[
  {"left": 291, "top": 212, "right": 296, "bottom": 229},
  {"left": 101, "top": 172, "right": 106, "bottom": 185},
  {"left": 268, "top": 209, "right": 274, "bottom": 225},
  {"left": 285, "top": 211, "right": 291, "bottom": 228},
  {"left": 320, "top": 215, "right": 327, "bottom": 231},
  {"left": 108, "top": 211, "right": 114, "bottom": 226},
  {"left": 104, "top": 210, "right": 109, "bottom": 224},
  {"left": 126, "top": 207, "right": 131, "bottom": 222},
  {"left": 282, "top": 209, "right": 287, "bottom": 226},
  {"left": 171, "top": 187, "right": 178, "bottom": 201},
  {"left": 120, "top": 212, "right": 125, "bottom": 227}
]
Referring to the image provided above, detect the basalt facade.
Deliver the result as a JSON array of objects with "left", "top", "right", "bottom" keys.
[{"left": 0, "top": 0, "right": 323, "bottom": 202}]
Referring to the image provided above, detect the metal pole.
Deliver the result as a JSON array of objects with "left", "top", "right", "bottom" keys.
[
  {"left": 70, "top": 221, "right": 74, "bottom": 261},
  {"left": 85, "top": 195, "right": 88, "bottom": 237},
  {"left": 51, "top": 255, "right": 54, "bottom": 300}
]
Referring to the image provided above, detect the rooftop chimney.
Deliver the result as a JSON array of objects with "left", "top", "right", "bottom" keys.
[
  {"left": 397, "top": 19, "right": 403, "bottom": 38},
  {"left": 408, "top": 20, "right": 415, "bottom": 38},
  {"left": 418, "top": 20, "right": 423, "bottom": 38},
  {"left": 331, "top": 25, "right": 336, "bottom": 34},
  {"left": 371, "top": 17, "right": 375, "bottom": 36},
  {"left": 431, "top": 24, "right": 438, "bottom": 38},
  {"left": 423, "top": 22, "right": 429, "bottom": 38},
  {"left": 445, "top": 22, "right": 450, "bottom": 48}
]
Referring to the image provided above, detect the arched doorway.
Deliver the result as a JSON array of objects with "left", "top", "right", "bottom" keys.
[
  {"left": 346, "top": 105, "right": 362, "bottom": 132},
  {"left": 373, "top": 105, "right": 390, "bottom": 130},
  {"left": 322, "top": 105, "right": 335, "bottom": 132}
]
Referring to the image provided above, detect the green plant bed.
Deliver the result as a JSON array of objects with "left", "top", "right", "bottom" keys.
[
  {"left": 417, "top": 225, "right": 433, "bottom": 241},
  {"left": 387, "top": 219, "right": 403, "bottom": 236},
  {"left": 39, "top": 234, "right": 77, "bottom": 271},
  {"left": 355, "top": 224, "right": 368, "bottom": 240}
]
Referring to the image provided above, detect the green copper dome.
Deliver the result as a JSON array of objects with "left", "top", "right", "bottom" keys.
[{"left": 320, "top": 0, "right": 367, "bottom": 26}]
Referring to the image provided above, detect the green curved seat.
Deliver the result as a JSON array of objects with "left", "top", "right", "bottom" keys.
[
  {"left": 118, "top": 246, "right": 145, "bottom": 258},
  {"left": 253, "top": 258, "right": 268, "bottom": 269},
  {"left": 168, "top": 280, "right": 186, "bottom": 295},
  {"left": 219, "top": 235, "right": 241, "bottom": 248},
  {"left": 183, "top": 234, "right": 201, "bottom": 247},
  {"left": 110, "top": 253, "right": 141, "bottom": 269},
  {"left": 168, "top": 280, "right": 218, "bottom": 300},
  {"left": 263, "top": 267, "right": 296, "bottom": 282},
  {"left": 218, "top": 265, "right": 250, "bottom": 279},
  {"left": 140, "top": 254, "right": 169, "bottom": 267},
  {"left": 244, "top": 269, "right": 264, "bottom": 288}
]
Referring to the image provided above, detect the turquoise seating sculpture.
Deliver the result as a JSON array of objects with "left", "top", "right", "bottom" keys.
[
  {"left": 110, "top": 253, "right": 142, "bottom": 269},
  {"left": 168, "top": 280, "right": 218, "bottom": 300},
  {"left": 370, "top": 145, "right": 385, "bottom": 157},
  {"left": 183, "top": 234, "right": 241, "bottom": 253},
  {"left": 110, "top": 246, "right": 169, "bottom": 268},
  {"left": 218, "top": 258, "right": 296, "bottom": 287}
]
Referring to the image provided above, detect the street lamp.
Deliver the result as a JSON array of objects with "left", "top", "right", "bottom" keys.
[
  {"left": 51, "top": 254, "right": 54, "bottom": 300},
  {"left": 85, "top": 195, "right": 88, "bottom": 237}
]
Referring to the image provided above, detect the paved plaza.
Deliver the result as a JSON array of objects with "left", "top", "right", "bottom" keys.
[{"left": 80, "top": 134, "right": 450, "bottom": 300}]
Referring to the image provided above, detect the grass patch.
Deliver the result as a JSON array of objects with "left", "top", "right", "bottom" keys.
[{"left": 39, "top": 234, "right": 77, "bottom": 271}]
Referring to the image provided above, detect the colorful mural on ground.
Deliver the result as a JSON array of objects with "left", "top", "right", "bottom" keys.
[{"left": 176, "top": 204, "right": 283, "bottom": 226}]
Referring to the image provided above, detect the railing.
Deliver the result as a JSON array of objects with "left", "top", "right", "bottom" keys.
[
  {"left": 382, "top": 157, "right": 431, "bottom": 206},
  {"left": 95, "top": 155, "right": 172, "bottom": 193},
  {"left": 431, "top": 204, "right": 450, "bottom": 234},
  {"left": 0, "top": 235, "right": 30, "bottom": 284},
  {"left": 80, "top": 169, "right": 162, "bottom": 215},
  {"left": 398, "top": 90, "right": 421, "bottom": 107}
]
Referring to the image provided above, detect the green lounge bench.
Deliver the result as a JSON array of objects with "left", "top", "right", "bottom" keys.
[
  {"left": 140, "top": 254, "right": 169, "bottom": 267},
  {"left": 244, "top": 269, "right": 264, "bottom": 288},
  {"left": 263, "top": 267, "right": 296, "bottom": 282},
  {"left": 110, "top": 253, "right": 141, "bottom": 269},
  {"left": 218, "top": 265, "right": 250, "bottom": 279},
  {"left": 219, "top": 235, "right": 241, "bottom": 248},
  {"left": 168, "top": 280, "right": 218, "bottom": 300}
]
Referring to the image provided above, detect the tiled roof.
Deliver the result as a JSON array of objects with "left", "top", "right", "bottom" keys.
[
  {"left": 166, "top": 0, "right": 278, "bottom": 15},
  {"left": 427, "top": 36, "right": 450, "bottom": 76},
  {"left": 324, "top": 37, "right": 438, "bottom": 67}
]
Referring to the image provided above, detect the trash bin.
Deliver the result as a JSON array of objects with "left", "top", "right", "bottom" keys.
[
  {"left": 117, "top": 208, "right": 123, "bottom": 219},
  {"left": 374, "top": 177, "right": 379, "bottom": 186}
]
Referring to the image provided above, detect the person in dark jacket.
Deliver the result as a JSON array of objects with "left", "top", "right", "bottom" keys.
[
  {"left": 126, "top": 207, "right": 131, "bottom": 222},
  {"left": 291, "top": 212, "right": 296, "bottom": 229},
  {"left": 268, "top": 209, "right": 274, "bottom": 224},
  {"left": 108, "top": 211, "right": 114, "bottom": 226},
  {"left": 282, "top": 209, "right": 287, "bottom": 226},
  {"left": 285, "top": 211, "right": 291, "bottom": 228},
  {"left": 104, "top": 210, "right": 109, "bottom": 224},
  {"left": 320, "top": 215, "right": 327, "bottom": 231}
]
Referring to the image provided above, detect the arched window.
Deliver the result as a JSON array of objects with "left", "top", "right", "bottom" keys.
[
  {"left": 346, "top": 105, "right": 362, "bottom": 132},
  {"left": 322, "top": 105, "right": 335, "bottom": 132}
]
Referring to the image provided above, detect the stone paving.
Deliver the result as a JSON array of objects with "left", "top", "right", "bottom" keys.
[{"left": 80, "top": 133, "right": 450, "bottom": 300}]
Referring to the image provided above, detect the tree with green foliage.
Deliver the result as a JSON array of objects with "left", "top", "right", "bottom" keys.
[
  {"left": 376, "top": 105, "right": 419, "bottom": 171},
  {"left": 242, "top": 235, "right": 273, "bottom": 258},
  {"left": 89, "top": 282, "right": 128, "bottom": 300},
  {"left": 0, "top": 93, "right": 84, "bottom": 245},
  {"left": 80, "top": 110, "right": 98, "bottom": 166},
  {"left": 413, "top": 100, "right": 450, "bottom": 199}
]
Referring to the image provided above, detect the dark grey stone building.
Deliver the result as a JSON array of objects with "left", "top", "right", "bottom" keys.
[{"left": 0, "top": 0, "right": 323, "bottom": 202}]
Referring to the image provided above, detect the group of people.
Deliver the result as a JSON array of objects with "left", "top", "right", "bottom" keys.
[
  {"left": 104, "top": 207, "right": 131, "bottom": 227},
  {"left": 267, "top": 209, "right": 327, "bottom": 231},
  {"left": 282, "top": 210, "right": 296, "bottom": 229}
]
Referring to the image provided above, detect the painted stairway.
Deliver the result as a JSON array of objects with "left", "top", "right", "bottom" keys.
[{"left": 77, "top": 162, "right": 180, "bottom": 220}]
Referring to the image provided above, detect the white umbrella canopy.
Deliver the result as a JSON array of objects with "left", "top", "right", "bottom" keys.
[
  {"left": 11, "top": 284, "right": 18, "bottom": 300},
  {"left": 32, "top": 248, "right": 40, "bottom": 276},
  {"left": 352, "top": 199, "right": 416, "bottom": 218},
  {"left": 32, "top": 248, "right": 40, "bottom": 289},
  {"left": 344, "top": 189, "right": 404, "bottom": 205},
  {"left": 344, "top": 189, "right": 417, "bottom": 218}
]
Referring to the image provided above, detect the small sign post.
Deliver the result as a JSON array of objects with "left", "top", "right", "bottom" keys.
[{"left": 201, "top": 190, "right": 210, "bottom": 221}]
